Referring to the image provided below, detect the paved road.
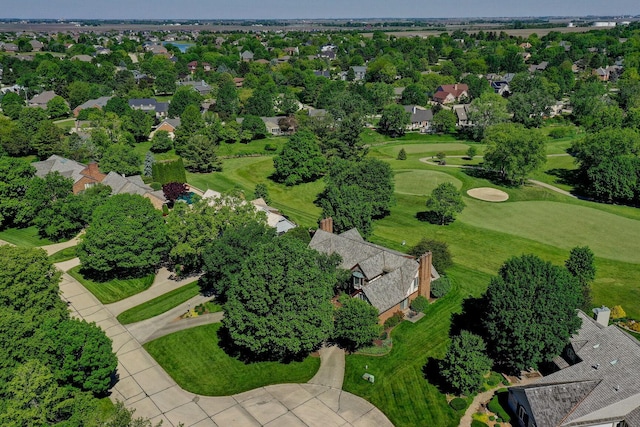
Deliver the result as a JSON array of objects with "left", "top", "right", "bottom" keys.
[
  {"left": 40, "top": 232, "right": 83, "bottom": 255},
  {"left": 56, "top": 262, "right": 392, "bottom": 427}
]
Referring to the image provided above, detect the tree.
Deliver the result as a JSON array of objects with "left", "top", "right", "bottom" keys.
[
  {"left": 78, "top": 194, "right": 169, "bottom": 278},
  {"left": 168, "top": 85, "right": 202, "bottom": 118},
  {"left": 467, "top": 92, "right": 509, "bottom": 140},
  {"left": 104, "top": 96, "right": 131, "bottom": 117},
  {"left": 215, "top": 79, "right": 239, "bottom": 119},
  {"left": 425, "top": 182, "right": 465, "bottom": 225},
  {"left": 32, "top": 120, "right": 65, "bottom": 159},
  {"left": 461, "top": 74, "right": 492, "bottom": 100},
  {"left": 245, "top": 89, "right": 274, "bottom": 117},
  {"left": 466, "top": 145, "right": 477, "bottom": 160},
  {"left": 223, "top": 237, "right": 335, "bottom": 360},
  {"left": 378, "top": 104, "right": 410, "bottom": 137},
  {"left": 46, "top": 95, "right": 70, "bottom": 119},
  {"left": 1, "top": 91, "right": 24, "bottom": 119},
  {"left": 99, "top": 143, "right": 141, "bottom": 176},
  {"left": 397, "top": 148, "right": 407, "bottom": 160},
  {"left": 121, "top": 109, "right": 154, "bottom": 142},
  {"left": 241, "top": 115, "right": 268, "bottom": 140},
  {"left": 439, "top": 331, "right": 493, "bottom": 395},
  {"left": 482, "top": 254, "right": 582, "bottom": 373},
  {"left": 482, "top": 123, "right": 546, "bottom": 184},
  {"left": 319, "top": 183, "right": 374, "bottom": 237},
  {"left": 143, "top": 151, "right": 155, "bottom": 177},
  {"left": 333, "top": 295, "right": 381, "bottom": 352},
  {"left": 176, "top": 133, "right": 221, "bottom": 173},
  {"left": 154, "top": 70, "right": 177, "bottom": 95},
  {"left": 43, "top": 319, "right": 117, "bottom": 395},
  {"left": 162, "top": 181, "right": 188, "bottom": 203},
  {"left": 400, "top": 84, "right": 427, "bottom": 106},
  {"left": 508, "top": 87, "right": 554, "bottom": 128},
  {"left": 273, "top": 129, "right": 326, "bottom": 185},
  {"left": 201, "top": 221, "right": 275, "bottom": 298},
  {"left": 565, "top": 246, "right": 596, "bottom": 310},
  {"left": 166, "top": 194, "right": 264, "bottom": 273},
  {"left": 253, "top": 183, "right": 271, "bottom": 204},
  {"left": 150, "top": 130, "right": 173, "bottom": 153},
  {"left": 0, "top": 157, "right": 35, "bottom": 228},
  {"left": 409, "top": 238, "right": 453, "bottom": 273},
  {"left": 432, "top": 109, "right": 457, "bottom": 134}
]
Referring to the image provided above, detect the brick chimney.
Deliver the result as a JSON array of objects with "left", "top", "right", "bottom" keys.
[
  {"left": 319, "top": 217, "right": 333, "bottom": 234},
  {"left": 417, "top": 252, "right": 432, "bottom": 299},
  {"left": 454, "top": 84, "right": 458, "bottom": 91}
]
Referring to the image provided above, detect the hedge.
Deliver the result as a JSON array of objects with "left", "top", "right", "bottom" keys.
[
  {"left": 431, "top": 276, "right": 452, "bottom": 298},
  {"left": 152, "top": 158, "right": 187, "bottom": 185}
]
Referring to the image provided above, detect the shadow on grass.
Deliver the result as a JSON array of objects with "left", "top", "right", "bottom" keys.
[
  {"left": 449, "top": 296, "right": 487, "bottom": 338},
  {"left": 462, "top": 167, "right": 521, "bottom": 189},
  {"left": 416, "top": 210, "right": 454, "bottom": 225},
  {"left": 422, "top": 356, "right": 450, "bottom": 394},
  {"left": 216, "top": 325, "right": 311, "bottom": 364}
]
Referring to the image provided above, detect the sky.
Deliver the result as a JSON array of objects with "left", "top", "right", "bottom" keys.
[{"left": 1, "top": 0, "right": 639, "bottom": 20}]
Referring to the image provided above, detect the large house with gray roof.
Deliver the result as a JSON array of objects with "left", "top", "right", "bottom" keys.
[
  {"left": 309, "top": 218, "right": 438, "bottom": 323},
  {"left": 509, "top": 309, "right": 640, "bottom": 427},
  {"left": 33, "top": 154, "right": 106, "bottom": 194},
  {"left": 101, "top": 172, "right": 166, "bottom": 209}
]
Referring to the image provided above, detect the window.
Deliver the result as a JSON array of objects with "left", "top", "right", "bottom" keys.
[
  {"left": 400, "top": 298, "right": 409, "bottom": 310},
  {"left": 412, "top": 277, "right": 419, "bottom": 293},
  {"left": 352, "top": 271, "right": 364, "bottom": 289}
]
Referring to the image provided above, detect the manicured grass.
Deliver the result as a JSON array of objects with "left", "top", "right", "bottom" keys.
[
  {"left": 48, "top": 246, "right": 78, "bottom": 263},
  {"left": 343, "top": 265, "right": 490, "bottom": 427},
  {"left": 217, "top": 137, "right": 288, "bottom": 157},
  {"left": 0, "top": 226, "right": 54, "bottom": 247},
  {"left": 394, "top": 169, "right": 463, "bottom": 196},
  {"left": 144, "top": 322, "right": 320, "bottom": 395},
  {"left": 187, "top": 156, "right": 323, "bottom": 227},
  {"left": 68, "top": 266, "right": 155, "bottom": 304},
  {"left": 116, "top": 281, "right": 201, "bottom": 324},
  {"left": 133, "top": 141, "right": 179, "bottom": 162},
  {"left": 458, "top": 200, "right": 640, "bottom": 264},
  {"left": 377, "top": 142, "right": 476, "bottom": 158}
]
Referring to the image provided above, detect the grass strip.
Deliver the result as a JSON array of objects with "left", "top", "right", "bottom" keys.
[
  {"left": 68, "top": 265, "right": 154, "bottom": 304},
  {"left": 117, "top": 281, "right": 200, "bottom": 324}
]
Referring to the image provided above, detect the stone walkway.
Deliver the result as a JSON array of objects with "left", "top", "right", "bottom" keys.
[
  {"left": 56, "top": 261, "right": 392, "bottom": 427},
  {"left": 39, "top": 232, "right": 83, "bottom": 255}
]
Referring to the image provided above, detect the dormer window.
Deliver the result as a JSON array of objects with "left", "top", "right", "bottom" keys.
[{"left": 352, "top": 271, "right": 364, "bottom": 289}]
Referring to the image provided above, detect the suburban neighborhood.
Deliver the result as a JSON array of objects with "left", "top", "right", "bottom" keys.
[{"left": 1, "top": 12, "right": 640, "bottom": 427}]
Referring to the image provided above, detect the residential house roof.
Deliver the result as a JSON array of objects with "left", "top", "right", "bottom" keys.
[
  {"left": 510, "top": 311, "right": 640, "bottom": 427},
  {"left": 436, "top": 84, "right": 469, "bottom": 98},
  {"left": 403, "top": 105, "right": 433, "bottom": 124},
  {"left": 29, "top": 90, "right": 58, "bottom": 108},
  {"left": 251, "top": 198, "right": 296, "bottom": 234},
  {"left": 240, "top": 50, "right": 254, "bottom": 61},
  {"left": 71, "top": 54, "right": 94, "bottom": 62},
  {"left": 309, "top": 229, "right": 438, "bottom": 313},
  {"left": 75, "top": 96, "right": 112, "bottom": 112},
  {"left": 33, "top": 154, "right": 87, "bottom": 183},
  {"left": 177, "top": 80, "right": 211, "bottom": 95}
]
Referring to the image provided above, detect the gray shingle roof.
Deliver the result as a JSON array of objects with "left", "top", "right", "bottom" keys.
[
  {"left": 511, "top": 311, "right": 640, "bottom": 426},
  {"left": 32, "top": 155, "right": 87, "bottom": 183},
  {"left": 309, "top": 229, "right": 437, "bottom": 313}
]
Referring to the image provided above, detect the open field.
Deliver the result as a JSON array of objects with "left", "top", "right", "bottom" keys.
[
  {"left": 395, "top": 169, "right": 463, "bottom": 195},
  {"left": 144, "top": 322, "right": 320, "bottom": 396}
]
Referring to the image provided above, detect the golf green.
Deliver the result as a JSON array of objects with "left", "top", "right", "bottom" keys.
[{"left": 394, "top": 170, "right": 463, "bottom": 196}]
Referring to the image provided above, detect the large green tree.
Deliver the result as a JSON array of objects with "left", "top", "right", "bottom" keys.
[
  {"left": 223, "top": 237, "right": 335, "bottom": 360},
  {"left": 467, "top": 92, "right": 509, "bottom": 140},
  {"left": 78, "top": 194, "right": 169, "bottom": 278},
  {"left": 483, "top": 123, "right": 546, "bottom": 184},
  {"left": 482, "top": 254, "right": 582, "bottom": 373},
  {"left": 0, "top": 157, "right": 35, "bottom": 228},
  {"left": 439, "top": 331, "right": 493, "bottom": 395},
  {"left": 425, "top": 182, "right": 465, "bottom": 225},
  {"left": 565, "top": 246, "right": 596, "bottom": 310},
  {"left": 273, "top": 129, "right": 326, "bottom": 185},
  {"left": 99, "top": 143, "right": 141, "bottom": 176},
  {"left": 333, "top": 295, "right": 381, "bottom": 352},
  {"left": 168, "top": 85, "right": 202, "bottom": 118},
  {"left": 378, "top": 104, "right": 410, "bottom": 137}
]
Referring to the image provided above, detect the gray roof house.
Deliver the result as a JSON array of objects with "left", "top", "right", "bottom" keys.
[
  {"left": 509, "top": 310, "right": 640, "bottom": 427},
  {"left": 128, "top": 98, "right": 169, "bottom": 118},
  {"left": 309, "top": 220, "right": 438, "bottom": 322},
  {"left": 29, "top": 90, "right": 59, "bottom": 108},
  {"left": 101, "top": 172, "right": 166, "bottom": 209},
  {"left": 73, "top": 96, "right": 112, "bottom": 117},
  {"left": 403, "top": 105, "right": 434, "bottom": 132}
]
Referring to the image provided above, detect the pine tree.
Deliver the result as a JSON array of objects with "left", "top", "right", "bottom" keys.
[{"left": 144, "top": 151, "right": 155, "bottom": 177}]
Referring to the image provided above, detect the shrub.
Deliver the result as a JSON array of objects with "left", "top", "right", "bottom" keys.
[
  {"left": 264, "top": 143, "right": 277, "bottom": 152},
  {"left": 471, "top": 421, "right": 489, "bottom": 427},
  {"left": 379, "top": 331, "right": 388, "bottom": 340},
  {"left": 383, "top": 311, "right": 405, "bottom": 329},
  {"left": 431, "top": 276, "right": 452, "bottom": 298},
  {"left": 152, "top": 158, "right": 187, "bottom": 185},
  {"left": 488, "top": 393, "right": 512, "bottom": 422},
  {"left": 450, "top": 398, "right": 467, "bottom": 411},
  {"left": 397, "top": 148, "right": 407, "bottom": 160},
  {"left": 410, "top": 295, "right": 429, "bottom": 313},
  {"left": 548, "top": 127, "right": 573, "bottom": 139},
  {"left": 467, "top": 145, "right": 477, "bottom": 159},
  {"left": 150, "top": 182, "right": 162, "bottom": 191},
  {"left": 611, "top": 305, "right": 626, "bottom": 319}
]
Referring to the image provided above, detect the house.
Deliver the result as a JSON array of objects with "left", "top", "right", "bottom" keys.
[
  {"left": 314, "top": 70, "right": 331, "bottom": 78},
  {"left": 32, "top": 155, "right": 106, "bottom": 194},
  {"left": 509, "top": 309, "right": 640, "bottom": 427},
  {"left": 433, "top": 84, "right": 469, "bottom": 104},
  {"left": 146, "top": 44, "right": 169, "bottom": 56},
  {"left": 150, "top": 118, "right": 181, "bottom": 139},
  {"left": 73, "top": 96, "right": 112, "bottom": 117},
  {"left": 29, "top": 40, "right": 44, "bottom": 51},
  {"left": 309, "top": 219, "right": 439, "bottom": 323},
  {"left": 261, "top": 117, "right": 294, "bottom": 136},
  {"left": 128, "top": 98, "right": 169, "bottom": 118},
  {"left": 29, "top": 91, "right": 60, "bottom": 109},
  {"left": 393, "top": 87, "right": 406, "bottom": 100},
  {"left": 351, "top": 66, "right": 367, "bottom": 81},
  {"left": 529, "top": 61, "right": 549, "bottom": 73},
  {"left": 71, "top": 54, "right": 94, "bottom": 62},
  {"left": 233, "top": 77, "right": 245, "bottom": 87},
  {"left": 1, "top": 42, "right": 18, "bottom": 52},
  {"left": 101, "top": 172, "right": 166, "bottom": 209},
  {"left": 454, "top": 104, "right": 472, "bottom": 127},
  {"left": 187, "top": 61, "right": 212, "bottom": 73},
  {"left": 403, "top": 105, "right": 433, "bottom": 132},
  {"left": 240, "top": 50, "right": 254, "bottom": 62},
  {"left": 491, "top": 81, "right": 510, "bottom": 96},
  {"left": 176, "top": 80, "right": 211, "bottom": 95}
]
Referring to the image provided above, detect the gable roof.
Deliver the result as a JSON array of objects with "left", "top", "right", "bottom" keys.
[
  {"left": 511, "top": 311, "right": 640, "bottom": 426},
  {"left": 101, "top": 172, "right": 164, "bottom": 202},
  {"left": 29, "top": 90, "right": 58, "bottom": 106},
  {"left": 403, "top": 105, "right": 433, "bottom": 123},
  {"left": 75, "top": 96, "right": 112, "bottom": 111},
  {"left": 436, "top": 84, "right": 469, "bottom": 98},
  {"left": 33, "top": 154, "right": 87, "bottom": 183},
  {"left": 309, "top": 229, "right": 438, "bottom": 313}
]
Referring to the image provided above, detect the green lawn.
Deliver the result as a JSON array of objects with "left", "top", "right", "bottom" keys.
[
  {"left": 68, "top": 266, "right": 155, "bottom": 304},
  {"left": 394, "top": 169, "right": 463, "bottom": 196},
  {"left": 117, "top": 281, "right": 200, "bottom": 324},
  {"left": 48, "top": 246, "right": 78, "bottom": 263},
  {"left": 0, "top": 226, "right": 54, "bottom": 247},
  {"left": 144, "top": 323, "right": 320, "bottom": 395},
  {"left": 343, "top": 265, "right": 490, "bottom": 427}
]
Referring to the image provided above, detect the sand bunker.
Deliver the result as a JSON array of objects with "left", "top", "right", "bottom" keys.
[{"left": 467, "top": 187, "right": 509, "bottom": 202}]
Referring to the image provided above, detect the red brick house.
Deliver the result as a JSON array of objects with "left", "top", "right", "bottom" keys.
[
  {"left": 433, "top": 84, "right": 469, "bottom": 104},
  {"left": 309, "top": 218, "right": 439, "bottom": 323}
]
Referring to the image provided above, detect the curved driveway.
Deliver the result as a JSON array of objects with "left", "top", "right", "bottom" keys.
[{"left": 57, "top": 261, "right": 392, "bottom": 427}]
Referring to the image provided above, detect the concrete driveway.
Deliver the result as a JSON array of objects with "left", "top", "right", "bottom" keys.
[{"left": 57, "top": 264, "right": 393, "bottom": 427}]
